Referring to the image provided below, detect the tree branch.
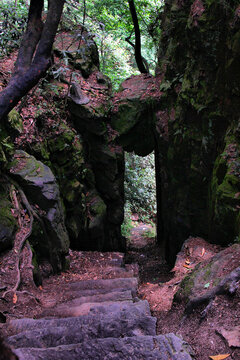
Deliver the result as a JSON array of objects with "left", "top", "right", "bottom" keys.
[
  {"left": 14, "top": 0, "right": 44, "bottom": 75},
  {"left": 0, "top": 0, "right": 65, "bottom": 120},
  {"left": 125, "top": 36, "right": 149, "bottom": 73}
]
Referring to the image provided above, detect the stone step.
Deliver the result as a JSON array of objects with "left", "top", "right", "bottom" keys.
[
  {"left": 13, "top": 334, "right": 194, "bottom": 360},
  {"left": 100, "top": 252, "right": 125, "bottom": 267},
  {"left": 91, "top": 265, "right": 136, "bottom": 278},
  {"left": 7, "top": 300, "right": 155, "bottom": 341},
  {"left": 63, "top": 277, "right": 138, "bottom": 295},
  {"left": 41, "top": 290, "right": 134, "bottom": 317}
]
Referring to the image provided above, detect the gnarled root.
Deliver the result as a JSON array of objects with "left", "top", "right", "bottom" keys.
[
  {"left": 1, "top": 178, "right": 44, "bottom": 301},
  {"left": 1, "top": 190, "right": 34, "bottom": 300}
]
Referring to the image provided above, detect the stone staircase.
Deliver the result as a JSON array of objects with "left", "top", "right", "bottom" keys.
[{"left": 5, "top": 254, "right": 194, "bottom": 360}]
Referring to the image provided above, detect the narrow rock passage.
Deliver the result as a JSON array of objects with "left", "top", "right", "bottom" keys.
[{"left": 3, "top": 240, "right": 193, "bottom": 360}]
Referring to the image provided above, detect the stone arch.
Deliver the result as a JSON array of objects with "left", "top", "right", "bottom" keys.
[{"left": 69, "top": 71, "right": 165, "bottom": 258}]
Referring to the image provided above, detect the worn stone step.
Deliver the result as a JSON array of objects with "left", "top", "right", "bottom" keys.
[
  {"left": 64, "top": 277, "right": 138, "bottom": 295},
  {"left": 100, "top": 252, "right": 125, "bottom": 267},
  {"left": 7, "top": 300, "right": 154, "bottom": 339},
  {"left": 41, "top": 290, "right": 133, "bottom": 317},
  {"left": 13, "top": 334, "right": 194, "bottom": 360},
  {"left": 92, "top": 265, "right": 136, "bottom": 278},
  {"left": 45, "top": 286, "right": 133, "bottom": 301}
]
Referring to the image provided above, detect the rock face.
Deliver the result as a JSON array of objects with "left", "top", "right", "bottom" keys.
[
  {"left": 69, "top": 70, "right": 125, "bottom": 252},
  {"left": 68, "top": 1, "right": 240, "bottom": 262},
  {"left": 10, "top": 150, "right": 69, "bottom": 272},
  {"left": 154, "top": 0, "right": 240, "bottom": 263}
]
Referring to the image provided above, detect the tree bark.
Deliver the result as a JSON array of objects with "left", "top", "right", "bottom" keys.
[
  {"left": 127, "top": 0, "right": 148, "bottom": 74},
  {"left": 0, "top": 0, "right": 65, "bottom": 121}
]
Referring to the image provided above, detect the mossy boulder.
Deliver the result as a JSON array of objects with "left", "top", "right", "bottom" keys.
[
  {"left": 111, "top": 74, "right": 162, "bottom": 156},
  {"left": 175, "top": 244, "right": 240, "bottom": 304},
  {"left": 10, "top": 150, "right": 69, "bottom": 272},
  {"left": 29, "top": 117, "right": 86, "bottom": 250}
]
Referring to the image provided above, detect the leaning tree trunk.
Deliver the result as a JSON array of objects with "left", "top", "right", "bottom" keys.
[
  {"left": 127, "top": 0, "right": 148, "bottom": 74},
  {"left": 0, "top": 0, "right": 65, "bottom": 121}
]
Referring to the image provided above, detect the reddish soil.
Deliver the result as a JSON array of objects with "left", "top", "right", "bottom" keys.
[{"left": 125, "top": 226, "right": 240, "bottom": 360}]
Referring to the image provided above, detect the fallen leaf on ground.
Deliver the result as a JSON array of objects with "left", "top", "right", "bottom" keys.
[
  {"left": 209, "top": 354, "right": 230, "bottom": 360},
  {"left": 13, "top": 293, "right": 17, "bottom": 304}
]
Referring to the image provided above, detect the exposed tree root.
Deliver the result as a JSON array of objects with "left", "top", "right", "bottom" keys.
[
  {"left": 185, "top": 266, "right": 240, "bottom": 316},
  {"left": 1, "top": 178, "right": 45, "bottom": 301},
  {"left": 1, "top": 192, "right": 33, "bottom": 300}
]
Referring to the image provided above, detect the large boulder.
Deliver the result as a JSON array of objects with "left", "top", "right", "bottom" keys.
[
  {"left": 111, "top": 74, "right": 162, "bottom": 156},
  {"left": 9, "top": 151, "right": 69, "bottom": 272},
  {"left": 175, "top": 243, "right": 240, "bottom": 304}
]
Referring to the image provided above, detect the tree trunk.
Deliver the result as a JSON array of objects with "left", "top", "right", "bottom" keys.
[
  {"left": 128, "top": 0, "right": 148, "bottom": 74},
  {"left": 0, "top": 0, "right": 65, "bottom": 121}
]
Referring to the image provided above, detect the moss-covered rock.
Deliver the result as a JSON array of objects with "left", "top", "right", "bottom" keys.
[
  {"left": 210, "top": 129, "right": 240, "bottom": 245},
  {"left": 175, "top": 244, "right": 240, "bottom": 304},
  {"left": 10, "top": 150, "right": 69, "bottom": 272},
  {"left": 154, "top": 0, "right": 240, "bottom": 264},
  {"left": 111, "top": 74, "right": 162, "bottom": 156}
]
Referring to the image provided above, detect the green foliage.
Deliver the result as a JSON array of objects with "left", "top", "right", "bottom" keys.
[
  {"left": 99, "top": 35, "right": 138, "bottom": 90},
  {"left": 62, "top": 0, "right": 163, "bottom": 89},
  {"left": 0, "top": 0, "right": 163, "bottom": 88},
  {"left": 0, "top": 0, "right": 28, "bottom": 57},
  {"left": 124, "top": 152, "right": 156, "bottom": 222},
  {"left": 121, "top": 203, "right": 134, "bottom": 239}
]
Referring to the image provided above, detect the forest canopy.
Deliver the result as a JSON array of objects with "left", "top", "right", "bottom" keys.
[{"left": 0, "top": 0, "right": 163, "bottom": 89}]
